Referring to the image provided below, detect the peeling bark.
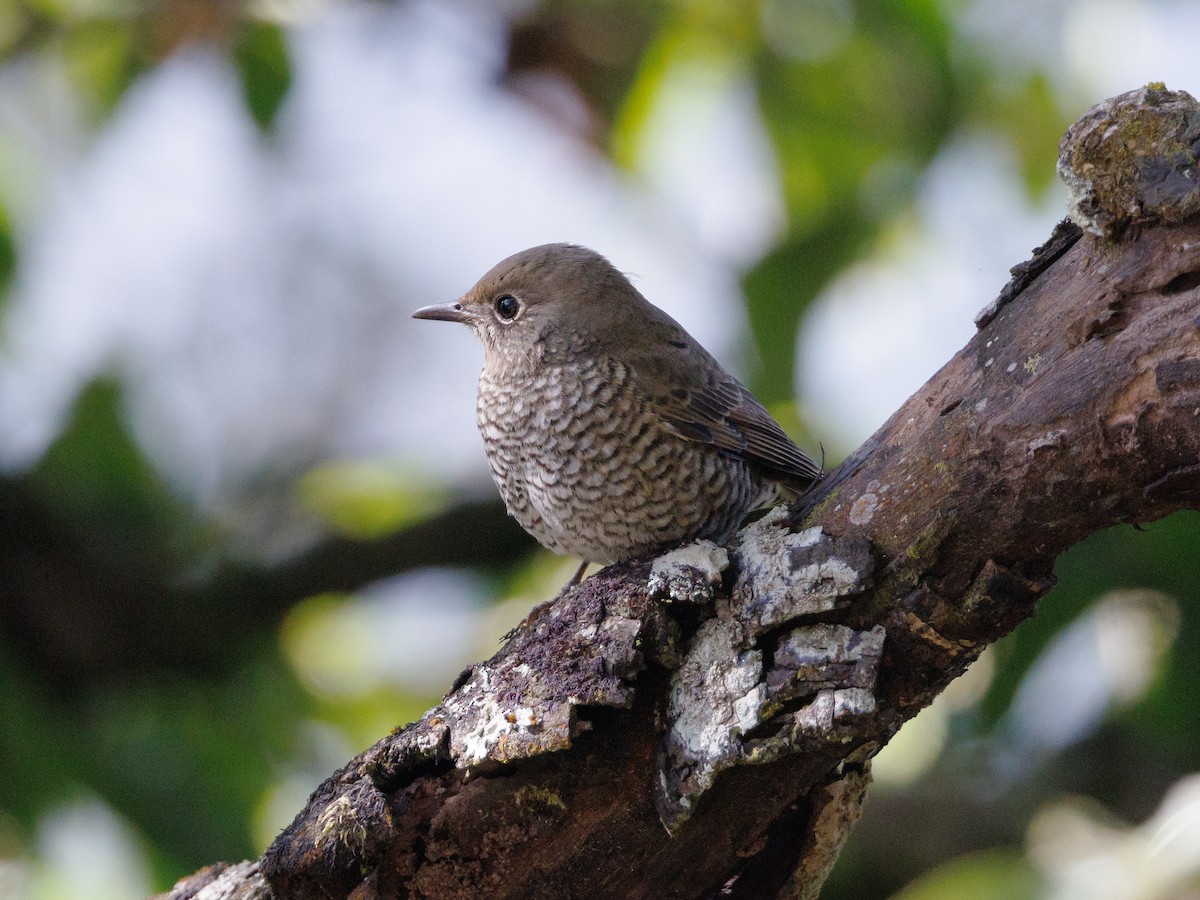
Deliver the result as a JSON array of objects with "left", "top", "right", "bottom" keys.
[{"left": 161, "top": 87, "right": 1200, "bottom": 900}]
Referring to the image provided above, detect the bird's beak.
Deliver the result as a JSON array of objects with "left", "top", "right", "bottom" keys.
[{"left": 412, "top": 300, "right": 472, "bottom": 324}]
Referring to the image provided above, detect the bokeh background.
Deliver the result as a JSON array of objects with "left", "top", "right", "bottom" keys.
[{"left": 0, "top": 0, "right": 1198, "bottom": 897}]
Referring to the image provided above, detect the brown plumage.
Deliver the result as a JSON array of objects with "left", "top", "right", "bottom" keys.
[{"left": 413, "top": 243, "right": 820, "bottom": 570}]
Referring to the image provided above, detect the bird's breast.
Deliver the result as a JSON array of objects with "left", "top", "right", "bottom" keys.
[
  {"left": 475, "top": 356, "right": 761, "bottom": 563},
  {"left": 476, "top": 358, "right": 628, "bottom": 451}
]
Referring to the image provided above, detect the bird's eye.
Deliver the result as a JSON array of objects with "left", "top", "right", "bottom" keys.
[{"left": 494, "top": 294, "right": 520, "bottom": 321}]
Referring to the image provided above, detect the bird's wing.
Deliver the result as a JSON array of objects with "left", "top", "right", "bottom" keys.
[{"left": 626, "top": 328, "right": 821, "bottom": 487}]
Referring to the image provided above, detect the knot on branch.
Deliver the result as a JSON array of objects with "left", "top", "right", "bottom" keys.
[{"left": 1059, "top": 84, "right": 1200, "bottom": 238}]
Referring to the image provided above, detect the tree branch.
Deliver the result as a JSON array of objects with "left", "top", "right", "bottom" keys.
[{"left": 162, "top": 85, "right": 1200, "bottom": 900}]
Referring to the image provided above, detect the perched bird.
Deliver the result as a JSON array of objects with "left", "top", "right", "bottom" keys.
[{"left": 413, "top": 244, "right": 820, "bottom": 583}]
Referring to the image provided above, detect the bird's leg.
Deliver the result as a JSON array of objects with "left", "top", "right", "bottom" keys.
[
  {"left": 566, "top": 560, "right": 590, "bottom": 588},
  {"left": 527, "top": 561, "right": 589, "bottom": 621}
]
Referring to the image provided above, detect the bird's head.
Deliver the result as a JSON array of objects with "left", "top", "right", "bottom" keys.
[{"left": 412, "top": 243, "right": 650, "bottom": 371}]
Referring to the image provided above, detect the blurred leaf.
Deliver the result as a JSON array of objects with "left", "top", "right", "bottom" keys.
[
  {"left": 0, "top": 647, "right": 76, "bottom": 828},
  {"left": 746, "top": 0, "right": 960, "bottom": 404},
  {"left": 232, "top": 20, "right": 291, "bottom": 132},
  {"left": 281, "top": 592, "right": 459, "bottom": 747},
  {"left": 891, "top": 850, "right": 1041, "bottom": 900},
  {"left": 298, "top": 459, "right": 451, "bottom": 539},
  {"left": 60, "top": 19, "right": 143, "bottom": 118},
  {"left": 609, "top": 17, "right": 681, "bottom": 171},
  {"left": 281, "top": 592, "right": 367, "bottom": 697},
  {"left": 977, "top": 72, "right": 1066, "bottom": 197},
  {"left": 20, "top": 0, "right": 68, "bottom": 20},
  {"left": 610, "top": 3, "right": 755, "bottom": 167},
  {"left": 756, "top": 2, "right": 958, "bottom": 228},
  {"left": 743, "top": 227, "right": 866, "bottom": 404},
  {"left": 308, "top": 685, "right": 438, "bottom": 761},
  {"left": 28, "top": 378, "right": 194, "bottom": 550},
  {"left": 0, "top": 3, "right": 27, "bottom": 59},
  {"left": 507, "top": 0, "right": 659, "bottom": 131},
  {"left": 0, "top": 640, "right": 305, "bottom": 889},
  {"left": 0, "top": 200, "right": 16, "bottom": 302}
]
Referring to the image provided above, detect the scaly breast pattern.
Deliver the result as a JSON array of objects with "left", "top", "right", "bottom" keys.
[{"left": 476, "top": 356, "right": 760, "bottom": 564}]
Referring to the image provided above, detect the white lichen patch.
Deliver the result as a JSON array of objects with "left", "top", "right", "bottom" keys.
[
  {"left": 433, "top": 603, "right": 646, "bottom": 770},
  {"left": 457, "top": 697, "right": 526, "bottom": 766},
  {"left": 442, "top": 660, "right": 570, "bottom": 767},
  {"left": 832, "top": 688, "right": 876, "bottom": 720},
  {"left": 732, "top": 684, "right": 766, "bottom": 733},
  {"left": 513, "top": 706, "right": 539, "bottom": 728},
  {"left": 790, "top": 558, "right": 862, "bottom": 608},
  {"left": 796, "top": 690, "right": 836, "bottom": 731},
  {"left": 660, "top": 614, "right": 885, "bottom": 828},
  {"left": 731, "top": 524, "right": 873, "bottom": 632},
  {"left": 648, "top": 540, "right": 730, "bottom": 603},
  {"left": 665, "top": 617, "right": 764, "bottom": 780},
  {"left": 790, "top": 525, "right": 823, "bottom": 548},
  {"left": 785, "top": 624, "right": 853, "bottom": 664},
  {"left": 749, "top": 504, "right": 791, "bottom": 531}
]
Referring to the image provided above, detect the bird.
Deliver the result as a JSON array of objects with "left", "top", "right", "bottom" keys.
[{"left": 412, "top": 243, "right": 821, "bottom": 586}]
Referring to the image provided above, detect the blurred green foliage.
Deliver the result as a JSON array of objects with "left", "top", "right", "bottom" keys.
[
  {"left": 59, "top": 16, "right": 144, "bottom": 116},
  {"left": 890, "top": 850, "right": 1041, "bottom": 900},
  {"left": 747, "top": 0, "right": 958, "bottom": 401},
  {"left": 0, "top": 644, "right": 77, "bottom": 825},
  {"left": 29, "top": 379, "right": 192, "bottom": 549},
  {"left": 0, "top": 1, "right": 1196, "bottom": 897},
  {"left": 0, "top": 201, "right": 14, "bottom": 301},
  {"left": 298, "top": 460, "right": 450, "bottom": 539},
  {"left": 232, "top": 20, "right": 291, "bottom": 131},
  {"left": 84, "top": 655, "right": 308, "bottom": 878}
]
